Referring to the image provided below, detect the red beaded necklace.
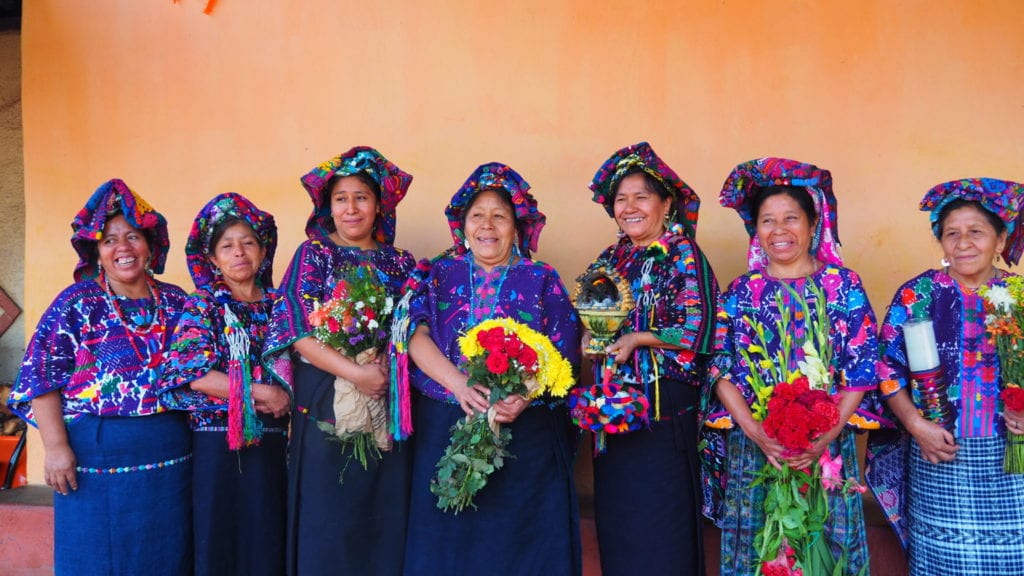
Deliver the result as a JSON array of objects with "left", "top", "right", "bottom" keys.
[{"left": 99, "top": 270, "right": 167, "bottom": 366}]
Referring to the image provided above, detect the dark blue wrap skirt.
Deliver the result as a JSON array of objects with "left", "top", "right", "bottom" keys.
[{"left": 57, "top": 411, "right": 192, "bottom": 576}]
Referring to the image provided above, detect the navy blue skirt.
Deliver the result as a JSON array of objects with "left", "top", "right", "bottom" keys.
[
  {"left": 287, "top": 362, "right": 411, "bottom": 576},
  {"left": 592, "top": 380, "right": 703, "bottom": 576},
  {"left": 192, "top": 414, "right": 288, "bottom": 576},
  {"left": 57, "top": 411, "right": 192, "bottom": 576},
  {"left": 404, "top": 392, "right": 581, "bottom": 576}
]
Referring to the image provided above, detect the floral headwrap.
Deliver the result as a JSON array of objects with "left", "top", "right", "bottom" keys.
[
  {"left": 300, "top": 146, "right": 413, "bottom": 244},
  {"left": 920, "top": 178, "right": 1024, "bottom": 266},
  {"left": 71, "top": 179, "right": 170, "bottom": 282},
  {"left": 185, "top": 192, "right": 278, "bottom": 290},
  {"left": 445, "top": 162, "right": 546, "bottom": 257},
  {"left": 589, "top": 142, "right": 701, "bottom": 238},
  {"left": 719, "top": 157, "right": 842, "bottom": 272}
]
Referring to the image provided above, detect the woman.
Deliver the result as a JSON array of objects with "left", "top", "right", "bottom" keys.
[
  {"left": 400, "top": 162, "right": 581, "bottom": 576},
  {"left": 867, "top": 178, "right": 1024, "bottom": 575},
  {"left": 263, "top": 147, "right": 415, "bottom": 576},
  {"left": 158, "top": 193, "right": 289, "bottom": 576},
  {"left": 7, "top": 179, "right": 191, "bottom": 575},
  {"left": 711, "top": 158, "right": 878, "bottom": 575},
  {"left": 584, "top": 142, "right": 718, "bottom": 576}
]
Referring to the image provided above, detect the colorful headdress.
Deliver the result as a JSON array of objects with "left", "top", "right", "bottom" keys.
[
  {"left": 71, "top": 179, "right": 170, "bottom": 281},
  {"left": 185, "top": 192, "right": 278, "bottom": 290},
  {"left": 589, "top": 142, "right": 701, "bottom": 238},
  {"left": 300, "top": 146, "right": 413, "bottom": 244},
  {"left": 920, "top": 178, "right": 1024, "bottom": 266},
  {"left": 719, "top": 157, "right": 842, "bottom": 271},
  {"left": 445, "top": 162, "right": 546, "bottom": 257}
]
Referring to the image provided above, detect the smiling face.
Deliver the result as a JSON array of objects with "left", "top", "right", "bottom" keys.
[
  {"left": 329, "top": 174, "right": 378, "bottom": 249},
  {"left": 463, "top": 189, "right": 516, "bottom": 271},
  {"left": 208, "top": 221, "right": 266, "bottom": 291},
  {"left": 612, "top": 172, "right": 671, "bottom": 246},
  {"left": 755, "top": 192, "right": 817, "bottom": 274},
  {"left": 939, "top": 203, "right": 1007, "bottom": 287},
  {"left": 97, "top": 214, "right": 152, "bottom": 294}
]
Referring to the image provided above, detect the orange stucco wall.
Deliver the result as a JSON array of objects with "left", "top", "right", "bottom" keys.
[{"left": 21, "top": 0, "right": 1024, "bottom": 482}]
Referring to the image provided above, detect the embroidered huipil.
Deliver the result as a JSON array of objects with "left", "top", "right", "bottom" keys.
[
  {"left": 9, "top": 280, "right": 188, "bottom": 423},
  {"left": 878, "top": 269, "right": 1012, "bottom": 438},
  {"left": 590, "top": 227, "right": 717, "bottom": 395},
  {"left": 408, "top": 255, "right": 580, "bottom": 402},
  {"left": 158, "top": 282, "right": 283, "bottom": 430},
  {"left": 708, "top": 265, "right": 880, "bottom": 424},
  {"left": 264, "top": 239, "right": 415, "bottom": 385}
]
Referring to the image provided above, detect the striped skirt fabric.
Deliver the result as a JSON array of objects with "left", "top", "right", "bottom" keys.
[{"left": 908, "top": 436, "right": 1024, "bottom": 576}]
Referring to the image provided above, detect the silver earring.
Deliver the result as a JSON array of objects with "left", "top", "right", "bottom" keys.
[
  {"left": 616, "top": 227, "right": 626, "bottom": 238},
  {"left": 941, "top": 257, "right": 950, "bottom": 268},
  {"left": 213, "top": 267, "right": 222, "bottom": 277},
  {"left": 463, "top": 239, "right": 471, "bottom": 250}
]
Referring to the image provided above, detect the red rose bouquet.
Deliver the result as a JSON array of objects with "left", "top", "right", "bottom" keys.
[
  {"left": 309, "top": 264, "right": 395, "bottom": 476},
  {"left": 431, "top": 318, "right": 573, "bottom": 514},
  {"left": 979, "top": 277, "right": 1024, "bottom": 473}
]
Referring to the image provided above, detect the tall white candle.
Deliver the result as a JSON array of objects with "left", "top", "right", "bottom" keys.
[{"left": 904, "top": 317, "right": 940, "bottom": 372}]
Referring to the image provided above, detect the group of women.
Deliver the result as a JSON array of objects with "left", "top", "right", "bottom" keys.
[{"left": 6, "top": 143, "right": 1024, "bottom": 576}]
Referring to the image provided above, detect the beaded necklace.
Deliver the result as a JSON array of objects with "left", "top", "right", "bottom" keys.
[
  {"left": 468, "top": 256, "right": 516, "bottom": 322},
  {"left": 99, "top": 270, "right": 167, "bottom": 366}
]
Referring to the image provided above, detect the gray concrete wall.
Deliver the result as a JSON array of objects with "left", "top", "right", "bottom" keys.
[{"left": 0, "top": 30, "right": 23, "bottom": 384}]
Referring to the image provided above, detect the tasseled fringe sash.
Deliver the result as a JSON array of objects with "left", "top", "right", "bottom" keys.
[{"left": 224, "top": 305, "right": 263, "bottom": 449}]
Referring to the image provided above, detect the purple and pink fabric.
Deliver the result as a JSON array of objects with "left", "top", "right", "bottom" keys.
[
  {"left": 919, "top": 177, "right": 1024, "bottom": 265},
  {"left": 71, "top": 178, "right": 171, "bottom": 281},
  {"left": 301, "top": 146, "right": 413, "bottom": 243},
  {"left": 445, "top": 162, "right": 546, "bottom": 257},
  {"left": 185, "top": 192, "right": 278, "bottom": 290},
  {"left": 719, "top": 157, "right": 842, "bottom": 272},
  {"left": 589, "top": 141, "right": 701, "bottom": 238}
]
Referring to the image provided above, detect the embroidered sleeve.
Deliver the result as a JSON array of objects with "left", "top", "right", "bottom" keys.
[
  {"left": 160, "top": 294, "right": 223, "bottom": 411},
  {"left": 540, "top": 265, "right": 582, "bottom": 369},
  {"left": 835, "top": 270, "right": 881, "bottom": 392}
]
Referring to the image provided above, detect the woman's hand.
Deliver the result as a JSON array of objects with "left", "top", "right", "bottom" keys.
[
  {"left": 492, "top": 394, "right": 529, "bottom": 424},
  {"left": 351, "top": 362, "right": 389, "bottom": 400},
  {"left": 581, "top": 330, "right": 596, "bottom": 358},
  {"left": 450, "top": 375, "right": 491, "bottom": 417},
  {"left": 253, "top": 384, "right": 292, "bottom": 418},
  {"left": 1005, "top": 407, "right": 1024, "bottom": 436},
  {"left": 908, "top": 416, "right": 959, "bottom": 464},
  {"left": 785, "top": 432, "right": 836, "bottom": 471},
  {"left": 743, "top": 420, "right": 787, "bottom": 471},
  {"left": 44, "top": 442, "right": 78, "bottom": 496},
  {"left": 606, "top": 332, "right": 640, "bottom": 364}
]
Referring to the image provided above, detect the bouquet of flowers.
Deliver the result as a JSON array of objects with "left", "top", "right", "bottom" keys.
[
  {"left": 431, "top": 318, "right": 574, "bottom": 514},
  {"left": 740, "top": 282, "right": 859, "bottom": 576},
  {"left": 979, "top": 277, "right": 1024, "bottom": 473},
  {"left": 309, "top": 264, "right": 395, "bottom": 476}
]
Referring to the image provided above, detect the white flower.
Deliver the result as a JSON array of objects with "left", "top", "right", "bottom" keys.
[
  {"left": 367, "top": 319, "right": 379, "bottom": 329},
  {"left": 798, "top": 340, "right": 831, "bottom": 390},
  {"left": 355, "top": 301, "right": 365, "bottom": 310},
  {"left": 984, "top": 285, "right": 1016, "bottom": 313}
]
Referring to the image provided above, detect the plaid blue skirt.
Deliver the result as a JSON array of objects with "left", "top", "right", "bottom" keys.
[{"left": 908, "top": 436, "right": 1024, "bottom": 576}]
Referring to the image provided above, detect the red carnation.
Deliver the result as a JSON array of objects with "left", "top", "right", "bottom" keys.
[
  {"left": 327, "top": 317, "right": 340, "bottom": 333},
  {"left": 1002, "top": 386, "right": 1024, "bottom": 412},
  {"left": 485, "top": 351, "right": 510, "bottom": 374}
]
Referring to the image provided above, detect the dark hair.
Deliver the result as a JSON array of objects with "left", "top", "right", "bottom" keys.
[
  {"left": 320, "top": 171, "right": 382, "bottom": 232},
  {"left": 611, "top": 167, "right": 673, "bottom": 203},
  {"left": 208, "top": 216, "right": 256, "bottom": 253},
  {"left": 461, "top": 186, "right": 517, "bottom": 227},
  {"left": 934, "top": 198, "right": 1006, "bottom": 240},
  {"left": 749, "top": 185, "right": 817, "bottom": 223}
]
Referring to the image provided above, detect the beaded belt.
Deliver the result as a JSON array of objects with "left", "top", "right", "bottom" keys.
[
  {"left": 194, "top": 426, "right": 288, "bottom": 435},
  {"left": 76, "top": 453, "right": 192, "bottom": 474}
]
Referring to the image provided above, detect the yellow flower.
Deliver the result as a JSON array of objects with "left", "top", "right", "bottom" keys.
[{"left": 458, "top": 317, "right": 575, "bottom": 397}]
